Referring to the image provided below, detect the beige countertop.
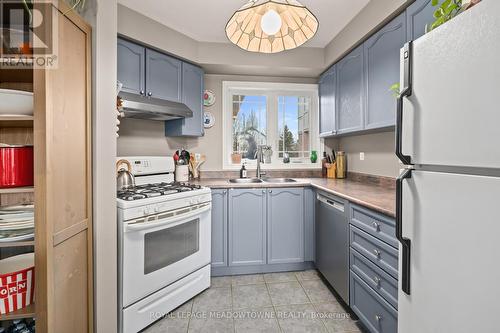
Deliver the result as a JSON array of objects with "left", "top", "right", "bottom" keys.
[{"left": 192, "top": 177, "right": 396, "bottom": 217}]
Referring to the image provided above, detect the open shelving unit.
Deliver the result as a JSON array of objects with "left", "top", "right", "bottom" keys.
[
  {"left": 0, "top": 115, "right": 34, "bottom": 128},
  {"left": 0, "top": 303, "right": 35, "bottom": 321},
  {"left": 0, "top": 66, "right": 36, "bottom": 323}
]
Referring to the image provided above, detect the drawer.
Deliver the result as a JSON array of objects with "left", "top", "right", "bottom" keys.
[
  {"left": 351, "top": 205, "right": 397, "bottom": 248},
  {"left": 350, "top": 271, "right": 397, "bottom": 333},
  {"left": 350, "top": 226, "right": 398, "bottom": 279},
  {"left": 350, "top": 248, "right": 398, "bottom": 309}
]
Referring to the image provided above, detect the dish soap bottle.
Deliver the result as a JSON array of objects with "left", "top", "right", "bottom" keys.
[{"left": 240, "top": 163, "right": 248, "bottom": 178}]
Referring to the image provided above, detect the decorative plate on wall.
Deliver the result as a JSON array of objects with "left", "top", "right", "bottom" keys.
[
  {"left": 203, "top": 111, "right": 215, "bottom": 128},
  {"left": 203, "top": 90, "right": 216, "bottom": 107}
]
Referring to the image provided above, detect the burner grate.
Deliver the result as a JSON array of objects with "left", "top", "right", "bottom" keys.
[{"left": 117, "top": 182, "right": 203, "bottom": 201}]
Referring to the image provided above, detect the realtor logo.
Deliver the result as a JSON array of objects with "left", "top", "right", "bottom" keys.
[{"left": 0, "top": 0, "right": 58, "bottom": 68}]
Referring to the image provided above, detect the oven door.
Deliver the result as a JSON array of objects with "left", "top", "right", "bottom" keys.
[{"left": 122, "top": 202, "right": 211, "bottom": 307}]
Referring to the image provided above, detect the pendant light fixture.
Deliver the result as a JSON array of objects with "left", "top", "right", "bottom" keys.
[{"left": 225, "top": 0, "right": 319, "bottom": 54}]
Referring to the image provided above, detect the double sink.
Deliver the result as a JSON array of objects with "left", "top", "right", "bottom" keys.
[{"left": 229, "top": 178, "right": 297, "bottom": 184}]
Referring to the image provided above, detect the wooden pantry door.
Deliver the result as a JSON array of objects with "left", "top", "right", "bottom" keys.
[{"left": 34, "top": 1, "right": 93, "bottom": 332}]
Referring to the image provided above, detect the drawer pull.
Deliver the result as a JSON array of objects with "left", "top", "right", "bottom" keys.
[
  {"left": 373, "top": 276, "right": 381, "bottom": 287},
  {"left": 372, "top": 222, "right": 380, "bottom": 231},
  {"left": 375, "top": 315, "right": 383, "bottom": 322},
  {"left": 373, "top": 249, "right": 381, "bottom": 258}
]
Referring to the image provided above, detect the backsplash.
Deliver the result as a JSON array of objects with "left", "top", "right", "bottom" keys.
[
  {"left": 324, "top": 131, "right": 401, "bottom": 178},
  {"left": 199, "top": 169, "right": 322, "bottom": 179}
]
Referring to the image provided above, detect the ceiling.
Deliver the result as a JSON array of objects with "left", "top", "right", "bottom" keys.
[{"left": 117, "top": 0, "right": 371, "bottom": 48}]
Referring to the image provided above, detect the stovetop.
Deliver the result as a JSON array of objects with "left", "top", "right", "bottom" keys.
[{"left": 117, "top": 182, "right": 203, "bottom": 201}]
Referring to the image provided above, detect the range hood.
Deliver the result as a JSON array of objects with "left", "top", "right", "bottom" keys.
[{"left": 119, "top": 92, "right": 193, "bottom": 121}]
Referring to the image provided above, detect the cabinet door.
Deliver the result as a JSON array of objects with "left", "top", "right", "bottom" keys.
[
  {"left": 145, "top": 49, "right": 182, "bottom": 102},
  {"left": 117, "top": 38, "right": 145, "bottom": 95},
  {"left": 406, "top": 0, "right": 435, "bottom": 41},
  {"left": 228, "top": 189, "right": 267, "bottom": 266},
  {"left": 364, "top": 13, "right": 406, "bottom": 129},
  {"left": 319, "top": 66, "right": 337, "bottom": 137},
  {"left": 211, "top": 189, "right": 228, "bottom": 267},
  {"left": 267, "top": 188, "right": 304, "bottom": 264},
  {"left": 336, "top": 45, "right": 365, "bottom": 134},
  {"left": 165, "top": 62, "right": 204, "bottom": 137},
  {"left": 304, "top": 187, "right": 315, "bottom": 262}
]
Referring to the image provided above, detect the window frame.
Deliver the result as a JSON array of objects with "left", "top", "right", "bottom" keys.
[{"left": 222, "top": 81, "right": 322, "bottom": 170}]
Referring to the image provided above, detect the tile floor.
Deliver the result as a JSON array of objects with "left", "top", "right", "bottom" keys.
[{"left": 143, "top": 270, "right": 365, "bottom": 333}]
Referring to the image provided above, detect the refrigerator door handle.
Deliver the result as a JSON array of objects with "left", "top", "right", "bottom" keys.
[
  {"left": 396, "top": 41, "right": 413, "bottom": 166},
  {"left": 396, "top": 167, "right": 412, "bottom": 295}
]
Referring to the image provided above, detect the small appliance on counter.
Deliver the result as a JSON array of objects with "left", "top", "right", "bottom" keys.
[{"left": 116, "top": 156, "right": 211, "bottom": 333}]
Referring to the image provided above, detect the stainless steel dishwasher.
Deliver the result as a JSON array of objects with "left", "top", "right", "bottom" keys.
[{"left": 316, "top": 191, "right": 349, "bottom": 304}]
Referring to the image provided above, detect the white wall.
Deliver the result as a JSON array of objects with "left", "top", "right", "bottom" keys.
[
  {"left": 117, "top": 74, "right": 316, "bottom": 170},
  {"left": 84, "top": 0, "right": 118, "bottom": 331}
]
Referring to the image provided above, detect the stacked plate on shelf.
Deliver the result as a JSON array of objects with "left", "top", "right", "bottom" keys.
[{"left": 0, "top": 204, "right": 34, "bottom": 242}]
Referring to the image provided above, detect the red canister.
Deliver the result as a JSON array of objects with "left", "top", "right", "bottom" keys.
[{"left": 0, "top": 145, "right": 34, "bottom": 188}]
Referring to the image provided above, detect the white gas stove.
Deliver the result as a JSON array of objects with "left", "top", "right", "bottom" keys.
[{"left": 117, "top": 156, "right": 211, "bottom": 333}]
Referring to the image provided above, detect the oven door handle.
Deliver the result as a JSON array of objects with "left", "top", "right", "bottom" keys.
[{"left": 124, "top": 204, "right": 211, "bottom": 232}]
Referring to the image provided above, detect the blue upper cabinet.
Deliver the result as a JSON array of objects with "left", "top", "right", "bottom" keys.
[
  {"left": 336, "top": 45, "right": 365, "bottom": 134},
  {"left": 363, "top": 13, "right": 406, "bottom": 130},
  {"left": 406, "top": 0, "right": 436, "bottom": 41},
  {"left": 117, "top": 38, "right": 145, "bottom": 95},
  {"left": 165, "top": 62, "right": 204, "bottom": 137},
  {"left": 117, "top": 38, "right": 205, "bottom": 137},
  {"left": 319, "top": 65, "right": 337, "bottom": 137},
  {"left": 145, "top": 49, "right": 182, "bottom": 102}
]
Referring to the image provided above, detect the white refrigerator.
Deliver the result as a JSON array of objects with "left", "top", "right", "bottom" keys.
[{"left": 396, "top": 1, "right": 500, "bottom": 332}]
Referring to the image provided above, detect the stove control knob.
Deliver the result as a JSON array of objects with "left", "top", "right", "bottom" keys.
[
  {"left": 154, "top": 207, "right": 159, "bottom": 213},
  {"left": 143, "top": 208, "right": 149, "bottom": 216}
]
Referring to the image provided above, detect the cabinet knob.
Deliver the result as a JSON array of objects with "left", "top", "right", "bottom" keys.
[
  {"left": 262, "top": 190, "right": 266, "bottom": 194},
  {"left": 373, "top": 276, "right": 381, "bottom": 287},
  {"left": 375, "top": 315, "right": 382, "bottom": 322},
  {"left": 223, "top": 190, "right": 227, "bottom": 194},
  {"left": 140, "top": 90, "right": 145, "bottom": 95},
  {"left": 147, "top": 92, "right": 152, "bottom": 97},
  {"left": 269, "top": 190, "right": 273, "bottom": 193},
  {"left": 372, "top": 222, "right": 380, "bottom": 231},
  {"left": 373, "top": 249, "right": 381, "bottom": 258}
]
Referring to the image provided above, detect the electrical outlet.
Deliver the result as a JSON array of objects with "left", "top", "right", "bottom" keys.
[{"left": 359, "top": 152, "right": 365, "bottom": 161}]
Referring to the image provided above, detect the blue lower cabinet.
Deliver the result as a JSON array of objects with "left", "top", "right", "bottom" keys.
[
  {"left": 211, "top": 189, "right": 228, "bottom": 267},
  {"left": 350, "top": 205, "right": 398, "bottom": 248},
  {"left": 350, "top": 248, "right": 398, "bottom": 309},
  {"left": 350, "top": 271, "right": 398, "bottom": 333},
  {"left": 350, "top": 225, "right": 399, "bottom": 279},
  {"left": 304, "top": 187, "right": 316, "bottom": 262},
  {"left": 228, "top": 189, "right": 267, "bottom": 266},
  {"left": 267, "top": 188, "right": 304, "bottom": 264}
]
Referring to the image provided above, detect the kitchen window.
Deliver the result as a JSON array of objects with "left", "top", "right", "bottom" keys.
[{"left": 223, "top": 81, "right": 320, "bottom": 170}]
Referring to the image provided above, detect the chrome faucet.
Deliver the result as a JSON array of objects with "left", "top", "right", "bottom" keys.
[{"left": 255, "top": 145, "right": 271, "bottom": 179}]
